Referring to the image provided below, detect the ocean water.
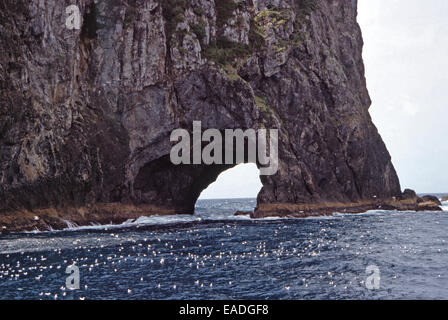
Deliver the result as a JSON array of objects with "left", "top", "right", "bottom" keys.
[{"left": 0, "top": 197, "right": 448, "bottom": 300}]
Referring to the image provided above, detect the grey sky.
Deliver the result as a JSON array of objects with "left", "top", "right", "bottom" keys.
[
  {"left": 200, "top": 0, "right": 448, "bottom": 199},
  {"left": 199, "top": 163, "right": 262, "bottom": 199},
  {"left": 358, "top": 0, "right": 448, "bottom": 193}
]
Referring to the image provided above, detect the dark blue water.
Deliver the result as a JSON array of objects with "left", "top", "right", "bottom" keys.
[{"left": 1, "top": 198, "right": 448, "bottom": 300}]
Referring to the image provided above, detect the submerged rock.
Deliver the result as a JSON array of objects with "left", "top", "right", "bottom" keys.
[
  {"left": 234, "top": 210, "right": 253, "bottom": 217},
  {"left": 0, "top": 0, "right": 423, "bottom": 231},
  {"left": 420, "top": 195, "right": 442, "bottom": 206},
  {"left": 402, "top": 189, "right": 418, "bottom": 200}
]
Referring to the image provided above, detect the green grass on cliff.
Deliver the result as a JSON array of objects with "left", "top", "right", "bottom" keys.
[
  {"left": 191, "top": 21, "right": 206, "bottom": 44},
  {"left": 216, "top": 0, "right": 241, "bottom": 28},
  {"left": 296, "top": 0, "right": 318, "bottom": 17},
  {"left": 157, "top": 0, "right": 189, "bottom": 40},
  {"left": 202, "top": 37, "right": 251, "bottom": 66},
  {"left": 155, "top": 0, "right": 318, "bottom": 68}
]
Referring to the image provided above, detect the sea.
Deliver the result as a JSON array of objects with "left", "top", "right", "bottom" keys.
[{"left": 0, "top": 195, "right": 447, "bottom": 300}]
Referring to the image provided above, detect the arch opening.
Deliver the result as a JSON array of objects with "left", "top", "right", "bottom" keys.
[
  {"left": 198, "top": 163, "right": 262, "bottom": 200},
  {"left": 133, "top": 155, "right": 264, "bottom": 215}
]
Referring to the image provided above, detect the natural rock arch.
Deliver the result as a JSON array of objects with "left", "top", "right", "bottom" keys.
[
  {"left": 133, "top": 155, "right": 237, "bottom": 214},
  {"left": 197, "top": 163, "right": 262, "bottom": 200},
  {"left": 0, "top": 0, "right": 415, "bottom": 232}
]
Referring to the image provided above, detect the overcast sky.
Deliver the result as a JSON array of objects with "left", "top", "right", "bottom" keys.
[
  {"left": 358, "top": 0, "right": 448, "bottom": 193},
  {"left": 200, "top": 0, "right": 448, "bottom": 199}
]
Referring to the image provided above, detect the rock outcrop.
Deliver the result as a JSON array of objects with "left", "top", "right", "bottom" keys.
[
  {"left": 234, "top": 210, "right": 252, "bottom": 217},
  {"left": 420, "top": 195, "right": 442, "bottom": 206},
  {"left": 0, "top": 0, "right": 438, "bottom": 232}
]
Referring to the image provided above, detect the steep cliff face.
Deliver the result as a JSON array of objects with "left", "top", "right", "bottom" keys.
[{"left": 0, "top": 0, "right": 409, "bottom": 231}]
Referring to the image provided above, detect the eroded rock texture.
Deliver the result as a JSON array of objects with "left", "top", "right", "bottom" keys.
[{"left": 0, "top": 0, "right": 409, "bottom": 231}]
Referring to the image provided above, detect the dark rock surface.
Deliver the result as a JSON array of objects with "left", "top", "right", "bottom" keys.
[
  {"left": 420, "top": 195, "right": 442, "bottom": 206},
  {"left": 0, "top": 0, "right": 424, "bottom": 231},
  {"left": 234, "top": 210, "right": 253, "bottom": 217},
  {"left": 402, "top": 189, "right": 418, "bottom": 200}
]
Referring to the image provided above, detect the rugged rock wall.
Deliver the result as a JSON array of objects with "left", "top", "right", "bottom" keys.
[{"left": 0, "top": 0, "right": 410, "bottom": 231}]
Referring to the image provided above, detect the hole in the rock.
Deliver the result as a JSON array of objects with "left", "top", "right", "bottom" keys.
[
  {"left": 198, "top": 163, "right": 262, "bottom": 200},
  {"left": 134, "top": 156, "right": 263, "bottom": 214}
]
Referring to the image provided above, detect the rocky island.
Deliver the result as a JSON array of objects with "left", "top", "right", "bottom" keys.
[{"left": 0, "top": 0, "right": 441, "bottom": 232}]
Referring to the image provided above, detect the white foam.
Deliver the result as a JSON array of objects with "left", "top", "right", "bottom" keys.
[
  {"left": 441, "top": 201, "right": 448, "bottom": 212},
  {"left": 19, "top": 203, "right": 440, "bottom": 235},
  {"left": 46, "top": 210, "right": 254, "bottom": 233},
  {"left": 63, "top": 219, "right": 79, "bottom": 229},
  {"left": 304, "top": 215, "right": 337, "bottom": 220},
  {"left": 26, "top": 209, "right": 381, "bottom": 234},
  {"left": 333, "top": 210, "right": 389, "bottom": 217}
]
